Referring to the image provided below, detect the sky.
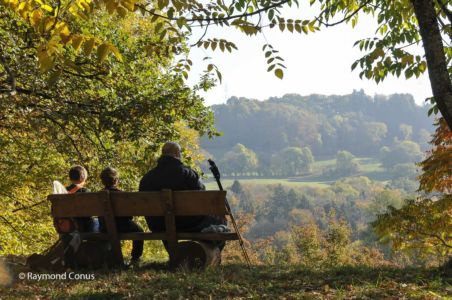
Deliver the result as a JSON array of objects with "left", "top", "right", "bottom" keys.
[{"left": 186, "top": 6, "right": 432, "bottom": 106}]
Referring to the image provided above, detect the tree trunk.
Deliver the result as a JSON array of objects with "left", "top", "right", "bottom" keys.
[{"left": 411, "top": 0, "right": 452, "bottom": 130}]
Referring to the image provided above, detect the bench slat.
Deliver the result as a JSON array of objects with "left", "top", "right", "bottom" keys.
[
  {"left": 125, "top": 232, "right": 239, "bottom": 241},
  {"left": 49, "top": 191, "right": 228, "bottom": 217},
  {"left": 49, "top": 192, "right": 107, "bottom": 217},
  {"left": 74, "top": 232, "right": 239, "bottom": 241},
  {"left": 172, "top": 191, "right": 228, "bottom": 216}
]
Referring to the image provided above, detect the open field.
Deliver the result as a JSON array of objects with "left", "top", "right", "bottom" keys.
[
  {"left": 205, "top": 157, "right": 391, "bottom": 190},
  {"left": 205, "top": 178, "right": 332, "bottom": 190}
]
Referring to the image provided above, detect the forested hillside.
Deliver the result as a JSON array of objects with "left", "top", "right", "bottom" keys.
[
  {"left": 200, "top": 91, "right": 434, "bottom": 189},
  {"left": 202, "top": 90, "right": 432, "bottom": 165}
]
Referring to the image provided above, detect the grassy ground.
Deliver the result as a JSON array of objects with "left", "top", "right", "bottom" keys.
[
  {"left": 1, "top": 259, "right": 450, "bottom": 299},
  {"left": 204, "top": 157, "right": 391, "bottom": 190}
]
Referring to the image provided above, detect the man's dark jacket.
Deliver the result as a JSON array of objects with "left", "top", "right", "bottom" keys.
[{"left": 139, "top": 155, "right": 205, "bottom": 232}]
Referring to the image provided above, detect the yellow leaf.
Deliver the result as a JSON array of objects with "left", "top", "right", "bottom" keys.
[
  {"left": 106, "top": 0, "right": 118, "bottom": 14},
  {"left": 41, "top": 4, "right": 53, "bottom": 12},
  {"left": 96, "top": 43, "right": 110, "bottom": 64},
  {"left": 37, "top": 51, "right": 54, "bottom": 73},
  {"left": 122, "top": 0, "right": 135, "bottom": 11},
  {"left": 116, "top": 6, "right": 127, "bottom": 17},
  {"left": 72, "top": 35, "right": 84, "bottom": 52},
  {"left": 30, "top": 10, "right": 42, "bottom": 28},
  {"left": 56, "top": 23, "right": 71, "bottom": 43},
  {"left": 7, "top": 0, "right": 19, "bottom": 9},
  {"left": 43, "top": 16, "right": 56, "bottom": 32},
  {"left": 18, "top": 2, "right": 29, "bottom": 18},
  {"left": 83, "top": 37, "right": 95, "bottom": 56},
  {"left": 80, "top": 1, "right": 91, "bottom": 12},
  {"left": 110, "top": 45, "right": 123, "bottom": 62}
]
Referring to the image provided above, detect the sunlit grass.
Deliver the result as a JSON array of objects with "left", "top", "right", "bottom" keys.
[{"left": 2, "top": 262, "right": 449, "bottom": 299}]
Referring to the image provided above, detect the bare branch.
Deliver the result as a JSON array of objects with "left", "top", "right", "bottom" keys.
[{"left": 190, "top": 21, "right": 211, "bottom": 47}]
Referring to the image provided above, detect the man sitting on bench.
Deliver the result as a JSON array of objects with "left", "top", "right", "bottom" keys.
[{"left": 139, "top": 142, "right": 226, "bottom": 251}]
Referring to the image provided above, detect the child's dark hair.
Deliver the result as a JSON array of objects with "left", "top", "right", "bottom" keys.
[
  {"left": 100, "top": 167, "right": 119, "bottom": 188},
  {"left": 69, "top": 166, "right": 88, "bottom": 182}
]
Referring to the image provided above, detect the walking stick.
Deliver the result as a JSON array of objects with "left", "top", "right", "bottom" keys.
[{"left": 208, "top": 159, "right": 252, "bottom": 268}]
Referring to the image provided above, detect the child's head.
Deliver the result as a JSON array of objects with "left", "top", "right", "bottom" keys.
[
  {"left": 100, "top": 167, "right": 119, "bottom": 188},
  {"left": 68, "top": 165, "right": 88, "bottom": 185}
]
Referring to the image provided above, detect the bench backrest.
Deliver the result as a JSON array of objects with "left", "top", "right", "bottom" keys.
[{"left": 49, "top": 190, "right": 228, "bottom": 218}]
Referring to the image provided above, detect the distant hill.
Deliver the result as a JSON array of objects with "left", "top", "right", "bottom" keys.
[{"left": 201, "top": 90, "right": 434, "bottom": 159}]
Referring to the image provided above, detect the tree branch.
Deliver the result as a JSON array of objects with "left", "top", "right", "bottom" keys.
[
  {"left": 12, "top": 200, "right": 47, "bottom": 213},
  {"left": 190, "top": 21, "right": 211, "bottom": 47},
  {"left": 418, "top": 230, "right": 452, "bottom": 249},
  {"left": 0, "top": 46, "right": 16, "bottom": 92},
  {"left": 136, "top": 0, "right": 289, "bottom": 24},
  {"left": 435, "top": 0, "right": 452, "bottom": 25},
  {"left": 0, "top": 216, "right": 33, "bottom": 242},
  {"left": 62, "top": 68, "right": 108, "bottom": 80},
  {"left": 316, "top": 0, "right": 372, "bottom": 28},
  {"left": 42, "top": 114, "right": 85, "bottom": 161}
]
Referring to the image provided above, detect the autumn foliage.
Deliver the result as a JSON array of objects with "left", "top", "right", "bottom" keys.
[
  {"left": 418, "top": 118, "right": 452, "bottom": 194},
  {"left": 373, "top": 118, "right": 451, "bottom": 263}
]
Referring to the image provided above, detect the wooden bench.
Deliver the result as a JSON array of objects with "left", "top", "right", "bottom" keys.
[{"left": 48, "top": 190, "right": 239, "bottom": 268}]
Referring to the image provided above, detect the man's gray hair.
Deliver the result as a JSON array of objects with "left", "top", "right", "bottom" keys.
[{"left": 162, "top": 142, "right": 181, "bottom": 159}]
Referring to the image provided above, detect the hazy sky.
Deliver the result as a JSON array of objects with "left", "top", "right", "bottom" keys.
[{"left": 187, "top": 7, "right": 432, "bottom": 106}]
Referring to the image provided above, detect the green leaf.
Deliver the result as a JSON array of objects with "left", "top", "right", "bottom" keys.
[
  {"left": 405, "top": 68, "right": 413, "bottom": 79},
  {"left": 215, "top": 69, "right": 222, "bottom": 83},
  {"left": 274, "top": 68, "right": 283, "bottom": 79},
  {"left": 48, "top": 69, "right": 62, "bottom": 86},
  {"left": 295, "top": 23, "right": 302, "bottom": 33},
  {"left": 268, "top": 9, "right": 274, "bottom": 21}
]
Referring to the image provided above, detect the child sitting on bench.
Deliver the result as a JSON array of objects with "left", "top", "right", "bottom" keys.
[
  {"left": 66, "top": 165, "right": 95, "bottom": 232},
  {"left": 98, "top": 167, "right": 144, "bottom": 265}
]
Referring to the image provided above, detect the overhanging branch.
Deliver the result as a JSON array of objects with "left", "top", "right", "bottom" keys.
[{"left": 136, "top": 0, "right": 289, "bottom": 24}]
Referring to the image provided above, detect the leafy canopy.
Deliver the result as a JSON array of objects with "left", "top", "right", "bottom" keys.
[{"left": 0, "top": 9, "right": 213, "bottom": 255}]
